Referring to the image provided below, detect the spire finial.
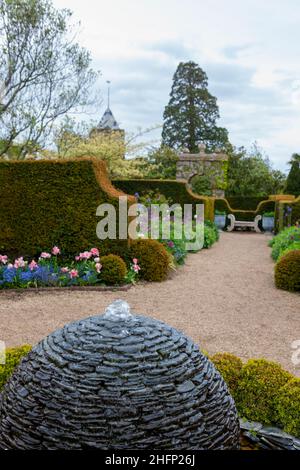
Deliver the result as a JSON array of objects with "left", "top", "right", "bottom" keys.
[{"left": 106, "top": 80, "right": 111, "bottom": 109}]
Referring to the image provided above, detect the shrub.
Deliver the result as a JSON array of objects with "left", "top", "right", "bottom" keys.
[
  {"left": 211, "top": 353, "right": 243, "bottom": 398},
  {"left": 275, "top": 250, "right": 300, "bottom": 292},
  {"left": 235, "top": 359, "right": 292, "bottom": 424},
  {"left": 275, "top": 379, "right": 300, "bottom": 437},
  {"left": 204, "top": 220, "right": 219, "bottom": 248},
  {"left": 129, "top": 239, "right": 170, "bottom": 281},
  {"left": 0, "top": 345, "right": 31, "bottom": 390},
  {"left": 99, "top": 255, "right": 127, "bottom": 285},
  {"left": 269, "top": 225, "right": 300, "bottom": 260}
]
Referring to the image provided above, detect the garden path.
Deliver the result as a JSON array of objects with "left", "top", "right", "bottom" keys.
[{"left": 1, "top": 232, "right": 300, "bottom": 375}]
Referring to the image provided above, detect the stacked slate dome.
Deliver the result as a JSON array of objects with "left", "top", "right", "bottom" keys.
[{"left": 0, "top": 300, "right": 240, "bottom": 450}]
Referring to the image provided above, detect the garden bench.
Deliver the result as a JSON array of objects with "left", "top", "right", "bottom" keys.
[{"left": 227, "top": 214, "right": 262, "bottom": 233}]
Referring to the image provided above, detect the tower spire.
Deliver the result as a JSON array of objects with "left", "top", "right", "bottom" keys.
[{"left": 106, "top": 80, "right": 111, "bottom": 109}]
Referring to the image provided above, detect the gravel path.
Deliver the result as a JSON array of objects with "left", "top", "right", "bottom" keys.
[{"left": 0, "top": 232, "right": 299, "bottom": 375}]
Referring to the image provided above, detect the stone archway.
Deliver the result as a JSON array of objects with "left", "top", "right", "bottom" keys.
[{"left": 176, "top": 144, "right": 228, "bottom": 197}]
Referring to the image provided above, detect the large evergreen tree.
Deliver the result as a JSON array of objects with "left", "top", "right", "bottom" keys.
[
  {"left": 286, "top": 154, "right": 300, "bottom": 196},
  {"left": 162, "top": 61, "right": 229, "bottom": 153}
]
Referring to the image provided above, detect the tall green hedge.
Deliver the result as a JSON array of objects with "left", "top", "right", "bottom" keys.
[
  {"left": 113, "top": 178, "right": 214, "bottom": 221},
  {"left": 0, "top": 159, "right": 134, "bottom": 258},
  {"left": 226, "top": 196, "right": 267, "bottom": 211}
]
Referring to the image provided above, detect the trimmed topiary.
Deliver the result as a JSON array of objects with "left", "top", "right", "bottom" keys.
[
  {"left": 129, "top": 239, "right": 170, "bottom": 282},
  {"left": 235, "top": 359, "right": 292, "bottom": 424},
  {"left": 0, "top": 345, "right": 31, "bottom": 390},
  {"left": 211, "top": 353, "right": 243, "bottom": 399},
  {"left": 275, "top": 250, "right": 300, "bottom": 292},
  {"left": 99, "top": 255, "right": 127, "bottom": 285},
  {"left": 275, "top": 379, "right": 300, "bottom": 437}
]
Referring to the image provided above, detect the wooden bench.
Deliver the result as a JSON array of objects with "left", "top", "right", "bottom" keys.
[{"left": 227, "top": 214, "right": 262, "bottom": 233}]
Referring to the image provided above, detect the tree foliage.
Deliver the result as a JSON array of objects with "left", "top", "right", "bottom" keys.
[
  {"left": 0, "top": 0, "right": 97, "bottom": 158},
  {"left": 286, "top": 154, "right": 300, "bottom": 196},
  {"left": 226, "top": 144, "right": 286, "bottom": 197},
  {"left": 162, "top": 61, "right": 229, "bottom": 153}
]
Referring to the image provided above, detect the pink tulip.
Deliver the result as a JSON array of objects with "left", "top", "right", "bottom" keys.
[
  {"left": 133, "top": 258, "right": 138, "bottom": 264},
  {"left": 61, "top": 267, "right": 69, "bottom": 273},
  {"left": 69, "top": 269, "right": 79, "bottom": 278},
  {"left": 14, "top": 257, "right": 26, "bottom": 269},
  {"left": 52, "top": 246, "right": 60, "bottom": 256},
  {"left": 29, "top": 260, "right": 38, "bottom": 271},
  {"left": 95, "top": 262, "right": 102, "bottom": 273},
  {"left": 40, "top": 252, "right": 51, "bottom": 259},
  {"left": 0, "top": 255, "right": 8, "bottom": 264},
  {"left": 75, "top": 256, "right": 80, "bottom": 261},
  {"left": 90, "top": 248, "right": 99, "bottom": 257},
  {"left": 133, "top": 264, "right": 141, "bottom": 273},
  {"left": 79, "top": 251, "right": 92, "bottom": 260}
]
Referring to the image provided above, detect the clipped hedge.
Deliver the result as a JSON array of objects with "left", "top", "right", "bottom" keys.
[
  {"left": 113, "top": 179, "right": 214, "bottom": 222},
  {"left": 235, "top": 359, "right": 292, "bottom": 424},
  {"left": 226, "top": 196, "right": 266, "bottom": 211},
  {"left": 275, "top": 250, "right": 300, "bottom": 292},
  {"left": 0, "top": 159, "right": 135, "bottom": 258},
  {"left": 275, "top": 379, "right": 300, "bottom": 436},
  {"left": 99, "top": 254, "right": 127, "bottom": 285},
  {"left": 214, "top": 197, "right": 275, "bottom": 222},
  {"left": 0, "top": 345, "right": 31, "bottom": 390},
  {"left": 211, "top": 353, "right": 243, "bottom": 397},
  {"left": 128, "top": 238, "right": 170, "bottom": 282}
]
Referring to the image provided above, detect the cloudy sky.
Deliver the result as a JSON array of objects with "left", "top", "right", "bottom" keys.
[{"left": 54, "top": 0, "right": 300, "bottom": 171}]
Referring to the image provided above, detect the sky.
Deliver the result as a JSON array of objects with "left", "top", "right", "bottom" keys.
[{"left": 53, "top": 0, "right": 300, "bottom": 172}]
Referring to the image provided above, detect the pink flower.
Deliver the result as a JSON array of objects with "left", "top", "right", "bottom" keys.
[
  {"left": 40, "top": 252, "right": 51, "bottom": 259},
  {"left": 52, "top": 246, "right": 60, "bottom": 256},
  {"left": 75, "top": 256, "right": 80, "bottom": 261},
  {"left": 79, "top": 251, "right": 92, "bottom": 260},
  {"left": 95, "top": 262, "right": 102, "bottom": 273},
  {"left": 29, "top": 260, "right": 38, "bottom": 271},
  {"left": 61, "top": 267, "right": 69, "bottom": 273},
  {"left": 132, "top": 258, "right": 141, "bottom": 273},
  {"left": 14, "top": 257, "right": 26, "bottom": 269},
  {"left": 0, "top": 255, "right": 8, "bottom": 264},
  {"left": 94, "top": 257, "right": 100, "bottom": 263},
  {"left": 69, "top": 269, "right": 79, "bottom": 278},
  {"left": 90, "top": 247, "right": 99, "bottom": 257}
]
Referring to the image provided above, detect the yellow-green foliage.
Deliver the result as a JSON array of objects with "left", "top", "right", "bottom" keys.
[
  {"left": 211, "top": 353, "right": 243, "bottom": 398},
  {"left": 0, "top": 345, "right": 31, "bottom": 390},
  {"left": 0, "top": 158, "right": 134, "bottom": 257},
  {"left": 275, "top": 379, "right": 300, "bottom": 437},
  {"left": 235, "top": 359, "right": 292, "bottom": 424},
  {"left": 275, "top": 250, "right": 300, "bottom": 292},
  {"left": 100, "top": 254, "right": 127, "bottom": 285},
  {"left": 129, "top": 239, "right": 170, "bottom": 282}
]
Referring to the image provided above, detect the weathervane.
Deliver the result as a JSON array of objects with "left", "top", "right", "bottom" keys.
[{"left": 106, "top": 80, "right": 111, "bottom": 109}]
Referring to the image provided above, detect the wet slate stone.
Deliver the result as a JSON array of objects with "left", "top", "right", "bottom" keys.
[{"left": 0, "top": 300, "right": 240, "bottom": 450}]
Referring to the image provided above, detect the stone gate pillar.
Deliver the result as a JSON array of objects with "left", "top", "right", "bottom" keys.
[{"left": 176, "top": 144, "right": 228, "bottom": 197}]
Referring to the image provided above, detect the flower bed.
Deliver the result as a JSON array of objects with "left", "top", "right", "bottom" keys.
[{"left": 0, "top": 246, "right": 140, "bottom": 288}]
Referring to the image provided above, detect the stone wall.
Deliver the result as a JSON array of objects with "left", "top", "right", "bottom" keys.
[{"left": 176, "top": 144, "right": 228, "bottom": 197}]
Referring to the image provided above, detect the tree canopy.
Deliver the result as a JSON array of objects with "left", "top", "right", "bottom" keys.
[
  {"left": 162, "top": 61, "right": 229, "bottom": 153},
  {"left": 0, "top": 0, "right": 97, "bottom": 158},
  {"left": 286, "top": 154, "right": 300, "bottom": 196}
]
